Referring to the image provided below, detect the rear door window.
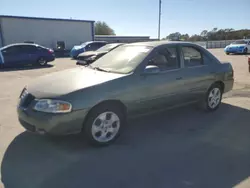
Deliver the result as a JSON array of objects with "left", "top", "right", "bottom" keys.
[
  {"left": 181, "top": 46, "right": 203, "bottom": 67},
  {"left": 3, "top": 46, "right": 22, "bottom": 54},
  {"left": 20, "top": 45, "right": 38, "bottom": 53}
]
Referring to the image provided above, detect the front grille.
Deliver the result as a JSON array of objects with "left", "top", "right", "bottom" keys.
[
  {"left": 77, "top": 56, "right": 87, "bottom": 61},
  {"left": 19, "top": 89, "right": 35, "bottom": 108}
]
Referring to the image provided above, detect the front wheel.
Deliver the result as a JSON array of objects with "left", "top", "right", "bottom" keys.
[
  {"left": 83, "top": 104, "right": 125, "bottom": 146},
  {"left": 244, "top": 48, "right": 248, "bottom": 54},
  {"left": 37, "top": 57, "right": 47, "bottom": 66},
  {"left": 226, "top": 52, "right": 229, "bottom": 55},
  {"left": 200, "top": 84, "right": 223, "bottom": 112},
  {"left": 0, "top": 63, "right": 4, "bottom": 69}
]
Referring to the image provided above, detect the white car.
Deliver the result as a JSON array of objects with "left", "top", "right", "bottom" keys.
[{"left": 224, "top": 40, "right": 250, "bottom": 55}]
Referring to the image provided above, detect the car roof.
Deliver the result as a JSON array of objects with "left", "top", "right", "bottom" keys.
[
  {"left": 1, "top": 43, "right": 40, "bottom": 49},
  {"left": 87, "top": 41, "right": 107, "bottom": 44},
  {"left": 125, "top": 40, "right": 199, "bottom": 47},
  {"left": 107, "top": 43, "right": 124, "bottom": 46}
]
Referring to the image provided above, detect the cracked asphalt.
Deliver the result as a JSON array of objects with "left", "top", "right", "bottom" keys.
[{"left": 0, "top": 49, "right": 250, "bottom": 188}]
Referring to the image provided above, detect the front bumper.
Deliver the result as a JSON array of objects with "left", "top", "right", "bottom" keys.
[
  {"left": 47, "top": 56, "right": 55, "bottom": 62},
  {"left": 70, "top": 49, "right": 85, "bottom": 58},
  {"left": 17, "top": 106, "right": 88, "bottom": 135},
  {"left": 76, "top": 60, "right": 88, "bottom": 65},
  {"left": 224, "top": 48, "right": 245, "bottom": 54}
]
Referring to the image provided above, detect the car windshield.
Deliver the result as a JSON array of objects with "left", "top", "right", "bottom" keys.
[
  {"left": 80, "top": 42, "right": 90, "bottom": 47},
  {"left": 96, "top": 44, "right": 121, "bottom": 52},
  {"left": 91, "top": 45, "right": 152, "bottom": 74},
  {"left": 232, "top": 40, "right": 247, "bottom": 44}
]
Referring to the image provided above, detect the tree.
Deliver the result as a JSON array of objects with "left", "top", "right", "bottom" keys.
[
  {"left": 180, "top": 34, "right": 189, "bottom": 41},
  {"left": 200, "top": 30, "right": 208, "bottom": 37},
  {"left": 166, "top": 32, "right": 181, "bottom": 40},
  {"left": 95, "top": 21, "right": 115, "bottom": 35},
  {"left": 211, "top": 27, "right": 218, "bottom": 33},
  {"left": 163, "top": 28, "right": 250, "bottom": 41}
]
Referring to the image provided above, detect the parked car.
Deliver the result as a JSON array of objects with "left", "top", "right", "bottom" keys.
[
  {"left": 0, "top": 43, "right": 55, "bottom": 68},
  {"left": 17, "top": 41, "right": 234, "bottom": 146},
  {"left": 224, "top": 40, "right": 250, "bottom": 55},
  {"left": 70, "top": 41, "right": 107, "bottom": 59},
  {"left": 76, "top": 43, "right": 124, "bottom": 65}
]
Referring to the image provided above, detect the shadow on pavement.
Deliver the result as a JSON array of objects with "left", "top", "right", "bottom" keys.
[
  {"left": 1, "top": 103, "right": 250, "bottom": 188},
  {"left": 0, "top": 64, "right": 54, "bottom": 72}
]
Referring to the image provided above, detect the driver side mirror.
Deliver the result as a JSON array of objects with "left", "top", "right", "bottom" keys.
[{"left": 143, "top": 65, "right": 160, "bottom": 74}]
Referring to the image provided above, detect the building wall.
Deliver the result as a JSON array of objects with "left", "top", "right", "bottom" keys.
[{"left": 1, "top": 17, "right": 93, "bottom": 49}]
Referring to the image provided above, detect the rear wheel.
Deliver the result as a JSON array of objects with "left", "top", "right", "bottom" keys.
[
  {"left": 226, "top": 52, "right": 229, "bottom": 55},
  {"left": 37, "top": 57, "right": 47, "bottom": 66},
  {"left": 200, "top": 83, "right": 223, "bottom": 112},
  {"left": 83, "top": 103, "right": 126, "bottom": 146}
]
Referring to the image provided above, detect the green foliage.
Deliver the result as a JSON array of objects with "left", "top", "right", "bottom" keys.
[
  {"left": 95, "top": 21, "right": 115, "bottom": 35},
  {"left": 164, "top": 28, "right": 250, "bottom": 41}
]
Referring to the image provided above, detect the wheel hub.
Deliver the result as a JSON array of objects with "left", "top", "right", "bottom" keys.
[
  {"left": 208, "top": 88, "right": 221, "bottom": 109},
  {"left": 91, "top": 111, "right": 120, "bottom": 143}
]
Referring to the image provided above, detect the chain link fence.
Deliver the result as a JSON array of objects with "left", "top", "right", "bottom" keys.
[{"left": 193, "top": 40, "right": 237, "bottom": 49}]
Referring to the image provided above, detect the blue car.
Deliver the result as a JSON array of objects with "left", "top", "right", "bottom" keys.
[
  {"left": 70, "top": 41, "right": 107, "bottom": 59},
  {"left": 0, "top": 43, "right": 55, "bottom": 68},
  {"left": 224, "top": 40, "right": 250, "bottom": 55}
]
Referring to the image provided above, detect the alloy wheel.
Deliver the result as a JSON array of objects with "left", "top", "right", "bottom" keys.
[
  {"left": 91, "top": 111, "right": 120, "bottom": 143},
  {"left": 208, "top": 88, "right": 221, "bottom": 109}
]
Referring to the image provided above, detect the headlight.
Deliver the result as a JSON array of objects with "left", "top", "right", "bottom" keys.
[
  {"left": 33, "top": 99, "right": 72, "bottom": 113},
  {"left": 87, "top": 55, "right": 97, "bottom": 61}
]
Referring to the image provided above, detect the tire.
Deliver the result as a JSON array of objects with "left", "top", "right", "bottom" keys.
[
  {"left": 0, "top": 64, "right": 4, "bottom": 69},
  {"left": 37, "top": 57, "right": 47, "bottom": 66},
  {"left": 244, "top": 48, "right": 248, "bottom": 54},
  {"left": 200, "top": 83, "right": 223, "bottom": 112},
  {"left": 226, "top": 52, "right": 229, "bottom": 55},
  {"left": 83, "top": 103, "right": 126, "bottom": 146}
]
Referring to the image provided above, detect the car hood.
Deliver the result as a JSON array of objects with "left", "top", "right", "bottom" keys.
[
  {"left": 78, "top": 50, "right": 108, "bottom": 57},
  {"left": 227, "top": 44, "right": 246, "bottom": 48},
  {"left": 78, "top": 51, "right": 96, "bottom": 57},
  {"left": 72, "top": 45, "right": 84, "bottom": 51},
  {"left": 26, "top": 67, "right": 126, "bottom": 98}
]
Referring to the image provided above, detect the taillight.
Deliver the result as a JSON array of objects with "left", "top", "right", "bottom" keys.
[{"left": 48, "top": 49, "right": 54, "bottom": 54}]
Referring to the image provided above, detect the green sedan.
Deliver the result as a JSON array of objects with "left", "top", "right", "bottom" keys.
[{"left": 17, "top": 41, "right": 234, "bottom": 145}]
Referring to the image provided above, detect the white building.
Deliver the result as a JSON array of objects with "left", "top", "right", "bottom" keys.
[{"left": 0, "top": 15, "right": 94, "bottom": 49}]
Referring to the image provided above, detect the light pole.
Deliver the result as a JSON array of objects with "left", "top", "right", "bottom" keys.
[{"left": 158, "top": 0, "right": 162, "bottom": 40}]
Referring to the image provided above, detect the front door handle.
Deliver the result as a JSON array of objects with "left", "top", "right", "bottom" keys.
[{"left": 176, "top": 77, "right": 182, "bottom": 80}]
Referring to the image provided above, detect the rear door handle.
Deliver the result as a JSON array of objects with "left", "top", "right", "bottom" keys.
[{"left": 176, "top": 77, "right": 182, "bottom": 80}]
